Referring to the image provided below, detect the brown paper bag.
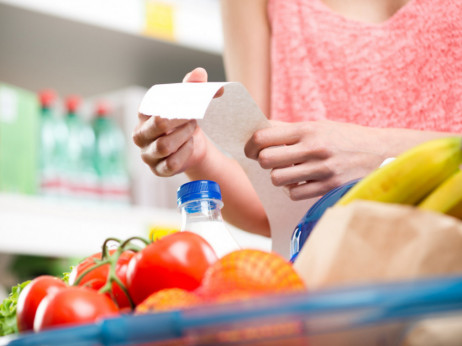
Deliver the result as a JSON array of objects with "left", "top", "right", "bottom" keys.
[
  {"left": 402, "top": 315, "right": 462, "bottom": 346},
  {"left": 293, "top": 200, "right": 462, "bottom": 290}
]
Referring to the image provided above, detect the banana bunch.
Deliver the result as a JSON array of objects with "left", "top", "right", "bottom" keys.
[{"left": 336, "top": 137, "right": 462, "bottom": 219}]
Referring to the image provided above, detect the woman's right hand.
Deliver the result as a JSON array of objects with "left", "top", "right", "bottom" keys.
[{"left": 132, "top": 68, "right": 211, "bottom": 177}]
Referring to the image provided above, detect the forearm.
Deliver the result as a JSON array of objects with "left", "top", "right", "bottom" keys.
[
  {"left": 185, "top": 136, "right": 270, "bottom": 237},
  {"left": 375, "top": 126, "right": 462, "bottom": 159},
  {"left": 220, "top": 0, "right": 271, "bottom": 117},
  {"left": 215, "top": 1, "right": 272, "bottom": 235}
]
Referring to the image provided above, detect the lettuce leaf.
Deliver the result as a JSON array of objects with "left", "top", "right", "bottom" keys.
[{"left": 0, "top": 280, "right": 30, "bottom": 336}]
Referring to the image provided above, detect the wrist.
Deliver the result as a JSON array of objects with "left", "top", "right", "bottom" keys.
[
  {"left": 374, "top": 126, "right": 453, "bottom": 158},
  {"left": 185, "top": 131, "right": 218, "bottom": 179},
  {"left": 373, "top": 126, "right": 398, "bottom": 159}
]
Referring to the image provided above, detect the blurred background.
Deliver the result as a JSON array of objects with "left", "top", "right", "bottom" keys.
[{"left": 0, "top": 0, "right": 270, "bottom": 298}]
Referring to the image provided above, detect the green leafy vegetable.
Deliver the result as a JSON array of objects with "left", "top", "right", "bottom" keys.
[{"left": 0, "top": 281, "right": 30, "bottom": 336}]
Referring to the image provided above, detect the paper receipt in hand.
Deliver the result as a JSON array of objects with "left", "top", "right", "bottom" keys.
[{"left": 138, "top": 82, "right": 312, "bottom": 259}]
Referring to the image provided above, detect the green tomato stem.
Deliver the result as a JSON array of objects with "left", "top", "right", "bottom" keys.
[
  {"left": 120, "top": 236, "right": 151, "bottom": 249},
  {"left": 98, "top": 247, "right": 136, "bottom": 310},
  {"left": 101, "top": 237, "right": 122, "bottom": 259},
  {"left": 73, "top": 236, "right": 149, "bottom": 311},
  {"left": 72, "top": 260, "right": 107, "bottom": 286}
]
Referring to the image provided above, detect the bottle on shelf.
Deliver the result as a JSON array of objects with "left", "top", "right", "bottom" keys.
[
  {"left": 62, "top": 95, "right": 99, "bottom": 203},
  {"left": 37, "top": 89, "right": 68, "bottom": 199},
  {"left": 177, "top": 180, "right": 240, "bottom": 258},
  {"left": 91, "top": 100, "right": 130, "bottom": 206}
]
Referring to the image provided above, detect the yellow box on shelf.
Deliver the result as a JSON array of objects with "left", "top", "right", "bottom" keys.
[
  {"left": 148, "top": 224, "right": 179, "bottom": 241},
  {"left": 144, "top": 0, "right": 176, "bottom": 42}
]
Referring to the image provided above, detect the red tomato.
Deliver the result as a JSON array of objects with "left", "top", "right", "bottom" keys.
[
  {"left": 68, "top": 250, "right": 135, "bottom": 309},
  {"left": 16, "top": 275, "right": 67, "bottom": 332},
  {"left": 33, "top": 286, "right": 119, "bottom": 332},
  {"left": 126, "top": 231, "right": 218, "bottom": 305}
]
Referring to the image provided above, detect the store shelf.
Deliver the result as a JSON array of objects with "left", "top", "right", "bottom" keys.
[
  {"left": 0, "top": 193, "right": 182, "bottom": 258},
  {"left": 0, "top": 1, "right": 226, "bottom": 98},
  {"left": 0, "top": 0, "right": 223, "bottom": 54},
  {"left": 0, "top": 193, "right": 272, "bottom": 258}
]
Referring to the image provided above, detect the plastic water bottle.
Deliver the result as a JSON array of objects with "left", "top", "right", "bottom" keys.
[
  {"left": 290, "top": 179, "right": 360, "bottom": 262},
  {"left": 63, "top": 95, "right": 98, "bottom": 202},
  {"left": 177, "top": 180, "right": 240, "bottom": 258},
  {"left": 92, "top": 101, "right": 130, "bottom": 205},
  {"left": 37, "top": 89, "right": 67, "bottom": 198}
]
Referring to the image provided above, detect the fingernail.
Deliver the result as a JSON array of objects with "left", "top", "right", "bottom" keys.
[{"left": 155, "top": 160, "right": 167, "bottom": 176}]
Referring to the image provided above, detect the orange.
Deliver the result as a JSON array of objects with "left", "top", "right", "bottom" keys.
[
  {"left": 198, "top": 249, "right": 306, "bottom": 301},
  {"left": 135, "top": 288, "right": 202, "bottom": 313}
]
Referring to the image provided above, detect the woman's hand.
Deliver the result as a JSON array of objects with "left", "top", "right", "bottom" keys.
[
  {"left": 132, "top": 68, "right": 212, "bottom": 177},
  {"left": 244, "top": 119, "right": 388, "bottom": 200}
]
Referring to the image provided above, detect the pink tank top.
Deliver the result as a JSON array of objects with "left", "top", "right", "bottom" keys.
[{"left": 268, "top": 0, "right": 462, "bottom": 132}]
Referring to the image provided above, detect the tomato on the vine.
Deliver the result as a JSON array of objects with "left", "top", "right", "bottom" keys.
[
  {"left": 69, "top": 249, "right": 135, "bottom": 309},
  {"left": 33, "top": 286, "right": 119, "bottom": 332},
  {"left": 126, "top": 231, "right": 218, "bottom": 305},
  {"left": 16, "top": 275, "right": 67, "bottom": 332}
]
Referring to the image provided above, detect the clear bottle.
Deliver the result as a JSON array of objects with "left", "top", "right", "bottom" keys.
[{"left": 177, "top": 180, "right": 240, "bottom": 258}]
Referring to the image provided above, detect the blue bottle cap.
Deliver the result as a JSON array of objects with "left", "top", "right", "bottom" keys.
[{"left": 177, "top": 180, "right": 222, "bottom": 206}]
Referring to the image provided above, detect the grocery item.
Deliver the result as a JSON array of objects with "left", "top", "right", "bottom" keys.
[
  {"left": 62, "top": 95, "right": 98, "bottom": 202},
  {"left": 293, "top": 200, "right": 462, "bottom": 291},
  {"left": 16, "top": 276, "right": 66, "bottom": 332},
  {"left": 126, "top": 231, "right": 218, "bottom": 305},
  {"left": 0, "top": 281, "right": 29, "bottom": 336},
  {"left": 418, "top": 169, "right": 462, "bottom": 219},
  {"left": 198, "top": 249, "right": 306, "bottom": 301},
  {"left": 0, "top": 83, "right": 39, "bottom": 194},
  {"left": 33, "top": 286, "right": 119, "bottom": 332},
  {"left": 337, "top": 137, "right": 462, "bottom": 206},
  {"left": 177, "top": 180, "right": 240, "bottom": 257},
  {"left": 148, "top": 225, "right": 178, "bottom": 241},
  {"left": 68, "top": 249, "right": 135, "bottom": 310},
  {"left": 135, "top": 288, "right": 202, "bottom": 313},
  {"left": 37, "top": 90, "right": 67, "bottom": 198},
  {"left": 290, "top": 179, "right": 359, "bottom": 262},
  {"left": 91, "top": 101, "right": 130, "bottom": 205}
]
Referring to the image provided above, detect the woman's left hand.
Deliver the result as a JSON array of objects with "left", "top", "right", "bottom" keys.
[{"left": 244, "top": 120, "right": 387, "bottom": 200}]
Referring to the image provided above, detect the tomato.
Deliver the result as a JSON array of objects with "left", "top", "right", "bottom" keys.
[
  {"left": 33, "top": 286, "right": 119, "bottom": 332},
  {"left": 126, "top": 231, "right": 218, "bottom": 305},
  {"left": 68, "top": 250, "right": 135, "bottom": 309},
  {"left": 16, "top": 275, "right": 67, "bottom": 332}
]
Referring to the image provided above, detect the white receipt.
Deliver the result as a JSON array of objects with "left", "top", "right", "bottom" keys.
[{"left": 139, "top": 82, "right": 312, "bottom": 258}]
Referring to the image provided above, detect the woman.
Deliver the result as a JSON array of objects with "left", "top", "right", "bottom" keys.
[{"left": 133, "top": 0, "right": 462, "bottom": 242}]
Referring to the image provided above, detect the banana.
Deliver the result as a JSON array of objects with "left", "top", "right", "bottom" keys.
[
  {"left": 418, "top": 169, "right": 462, "bottom": 219},
  {"left": 336, "top": 137, "right": 462, "bottom": 206}
]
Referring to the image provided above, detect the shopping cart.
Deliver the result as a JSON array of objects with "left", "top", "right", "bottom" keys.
[{"left": 3, "top": 274, "right": 462, "bottom": 345}]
